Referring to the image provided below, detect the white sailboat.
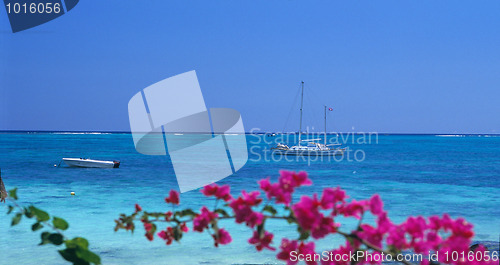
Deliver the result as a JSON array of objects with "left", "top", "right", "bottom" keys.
[{"left": 272, "top": 81, "right": 346, "bottom": 156}]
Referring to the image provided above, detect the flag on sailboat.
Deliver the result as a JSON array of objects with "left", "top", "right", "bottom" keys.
[{"left": 328, "top": 107, "right": 333, "bottom": 111}]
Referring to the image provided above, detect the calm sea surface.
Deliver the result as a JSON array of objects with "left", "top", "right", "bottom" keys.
[{"left": 0, "top": 133, "right": 499, "bottom": 264}]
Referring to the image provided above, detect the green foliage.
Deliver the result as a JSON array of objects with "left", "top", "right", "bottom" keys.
[
  {"left": 262, "top": 205, "right": 277, "bottom": 216},
  {"left": 59, "top": 237, "right": 101, "bottom": 265},
  {"left": 174, "top": 209, "right": 197, "bottom": 219},
  {"left": 4, "top": 187, "right": 101, "bottom": 265},
  {"left": 29, "top": 206, "right": 50, "bottom": 222},
  {"left": 297, "top": 228, "right": 310, "bottom": 241},
  {"left": 65, "top": 237, "right": 89, "bottom": 249},
  {"left": 40, "top": 232, "right": 64, "bottom": 245},
  {"left": 172, "top": 226, "right": 183, "bottom": 241},
  {"left": 11, "top": 212, "right": 22, "bottom": 226},
  {"left": 53, "top": 217, "right": 69, "bottom": 230},
  {"left": 32, "top": 222, "right": 43, "bottom": 231},
  {"left": 24, "top": 207, "right": 35, "bottom": 218},
  {"left": 8, "top": 188, "right": 18, "bottom": 200},
  {"left": 214, "top": 208, "right": 230, "bottom": 218}
]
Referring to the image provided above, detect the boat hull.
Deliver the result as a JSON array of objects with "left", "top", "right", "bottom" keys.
[
  {"left": 62, "top": 158, "right": 120, "bottom": 168},
  {"left": 272, "top": 149, "right": 345, "bottom": 156}
]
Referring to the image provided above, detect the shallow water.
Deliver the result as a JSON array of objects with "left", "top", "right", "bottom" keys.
[{"left": 0, "top": 133, "right": 499, "bottom": 264}]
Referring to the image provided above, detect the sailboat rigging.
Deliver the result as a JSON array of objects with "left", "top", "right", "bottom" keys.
[{"left": 272, "top": 81, "right": 346, "bottom": 156}]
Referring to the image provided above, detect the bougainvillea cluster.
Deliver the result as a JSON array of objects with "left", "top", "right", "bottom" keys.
[{"left": 115, "top": 170, "right": 497, "bottom": 265}]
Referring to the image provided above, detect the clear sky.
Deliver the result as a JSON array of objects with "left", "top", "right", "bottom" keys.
[{"left": 1, "top": 0, "right": 499, "bottom": 133}]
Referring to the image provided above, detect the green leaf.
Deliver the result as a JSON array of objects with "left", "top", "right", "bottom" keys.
[
  {"left": 149, "top": 223, "right": 157, "bottom": 235},
  {"left": 175, "top": 209, "right": 197, "bottom": 218},
  {"left": 298, "top": 231, "right": 310, "bottom": 240},
  {"left": 65, "top": 237, "right": 89, "bottom": 250},
  {"left": 29, "top": 206, "right": 50, "bottom": 222},
  {"left": 11, "top": 212, "right": 22, "bottom": 226},
  {"left": 58, "top": 248, "right": 90, "bottom": 265},
  {"left": 48, "top": 233, "right": 64, "bottom": 245},
  {"left": 32, "top": 222, "right": 43, "bottom": 231},
  {"left": 40, "top": 232, "right": 63, "bottom": 245},
  {"left": 40, "top": 232, "right": 51, "bottom": 245},
  {"left": 76, "top": 248, "right": 101, "bottom": 264},
  {"left": 7, "top": 205, "right": 14, "bottom": 214},
  {"left": 24, "top": 207, "right": 34, "bottom": 218},
  {"left": 262, "top": 205, "right": 277, "bottom": 216},
  {"left": 173, "top": 226, "right": 183, "bottom": 241},
  {"left": 8, "top": 188, "right": 18, "bottom": 200},
  {"left": 53, "top": 216, "right": 69, "bottom": 230},
  {"left": 214, "top": 208, "right": 230, "bottom": 218}
]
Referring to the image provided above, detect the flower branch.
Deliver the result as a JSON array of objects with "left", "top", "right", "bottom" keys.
[{"left": 116, "top": 170, "right": 495, "bottom": 265}]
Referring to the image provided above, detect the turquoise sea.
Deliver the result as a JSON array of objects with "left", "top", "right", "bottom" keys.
[{"left": 0, "top": 133, "right": 499, "bottom": 264}]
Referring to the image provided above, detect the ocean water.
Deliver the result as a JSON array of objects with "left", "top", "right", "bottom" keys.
[{"left": 0, "top": 133, "right": 499, "bottom": 265}]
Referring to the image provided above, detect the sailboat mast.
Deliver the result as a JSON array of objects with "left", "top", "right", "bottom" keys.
[
  {"left": 299, "top": 81, "right": 304, "bottom": 142},
  {"left": 324, "top": 105, "right": 327, "bottom": 146}
]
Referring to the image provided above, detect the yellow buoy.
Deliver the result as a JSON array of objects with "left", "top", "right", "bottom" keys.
[{"left": 70, "top": 192, "right": 75, "bottom": 196}]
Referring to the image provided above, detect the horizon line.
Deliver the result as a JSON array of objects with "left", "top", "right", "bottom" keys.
[{"left": 0, "top": 130, "right": 499, "bottom": 136}]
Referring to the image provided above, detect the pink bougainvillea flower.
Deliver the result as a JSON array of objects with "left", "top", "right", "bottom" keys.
[
  {"left": 260, "top": 171, "right": 312, "bottom": 206},
  {"left": 403, "top": 216, "right": 427, "bottom": 239},
  {"left": 165, "top": 211, "right": 173, "bottom": 221},
  {"left": 297, "top": 241, "right": 316, "bottom": 265},
  {"left": 241, "top": 190, "right": 263, "bottom": 206},
  {"left": 180, "top": 222, "right": 189, "bottom": 232},
  {"left": 386, "top": 224, "right": 407, "bottom": 249},
  {"left": 193, "top": 206, "right": 218, "bottom": 232},
  {"left": 157, "top": 230, "right": 167, "bottom": 240},
  {"left": 213, "top": 228, "right": 232, "bottom": 247},
  {"left": 230, "top": 200, "right": 253, "bottom": 224},
  {"left": 215, "top": 185, "right": 232, "bottom": 201},
  {"left": 369, "top": 194, "right": 384, "bottom": 216},
  {"left": 320, "top": 187, "right": 347, "bottom": 210},
  {"left": 165, "top": 190, "right": 180, "bottom": 205},
  {"left": 248, "top": 230, "right": 276, "bottom": 251},
  {"left": 376, "top": 211, "right": 392, "bottom": 233},
  {"left": 277, "top": 238, "right": 299, "bottom": 264},
  {"left": 201, "top": 184, "right": 233, "bottom": 201},
  {"left": 259, "top": 178, "right": 292, "bottom": 206},
  {"left": 322, "top": 242, "right": 355, "bottom": 265},
  {"left": 246, "top": 211, "right": 264, "bottom": 228},
  {"left": 127, "top": 170, "right": 491, "bottom": 265},
  {"left": 357, "top": 224, "right": 384, "bottom": 248},
  {"left": 278, "top": 171, "right": 297, "bottom": 192},
  {"left": 450, "top": 217, "right": 474, "bottom": 239},
  {"left": 279, "top": 170, "right": 312, "bottom": 191},
  {"left": 292, "top": 195, "right": 336, "bottom": 239},
  {"left": 229, "top": 190, "right": 263, "bottom": 227},
  {"left": 201, "top": 184, "right": 218, "bottom": 196},
  {"left": 292, "top": 195, "right": 322, "bottom": 231},
  {"left": 311, "top": 216, "right": 338, "bottom": 239},
  {"left": 143, "top": 221, "right": 153, "bottom": 232},
  {"left": 337, "top": 199, "right": 368, "bottom": 219},
  {"left": 428, "top": 215, "right": 442, "bottom": 230},
  {"left": 157, "top": 227, "right": 174, "bottom": 245},
  {"left": 258, "top": 178, "right": 272, "bottom": 192}
]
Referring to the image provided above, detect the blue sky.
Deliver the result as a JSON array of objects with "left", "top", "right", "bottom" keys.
[{"left": 1, "top": 0, "right": 499, "bottom": 133}]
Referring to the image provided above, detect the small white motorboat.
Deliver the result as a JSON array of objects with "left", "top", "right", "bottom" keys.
[{"left": 62, "top": 158, "right": 120, "bottom": 168}]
